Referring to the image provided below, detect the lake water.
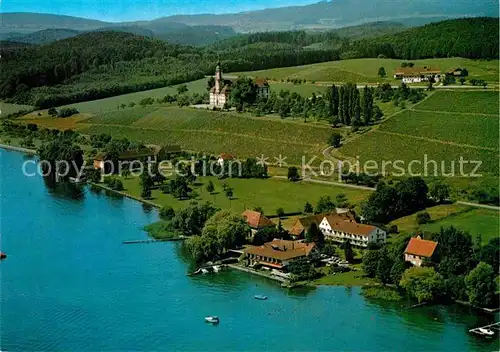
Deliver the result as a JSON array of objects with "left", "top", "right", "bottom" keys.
[{"left": 1, "top": 149, "right": 498, "bottom": 351}]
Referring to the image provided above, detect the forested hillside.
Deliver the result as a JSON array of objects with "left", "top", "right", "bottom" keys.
[
  {"left": 1, "top": 18, "right": 497, "bottom": 109},
  {"left": 350, "top": 17, "right": 499, "bottom": 59},
  {"left": 0, "top": 32, "right": 338, "bottom": 108}
]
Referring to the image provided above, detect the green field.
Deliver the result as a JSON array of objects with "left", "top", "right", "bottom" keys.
[
  {"left": 113, "top": 175, "right": 371, "bottom": 214},
  {"left": 390, "top": 203, "right": 499, "bottom": 243},
  {"left": 62, "top": 79, "right": 208, "bottom": 114},
  {"left": 415, "top": 91, "right": 499, "bottom": 115},
  {"left": 1, "top": 102, "right": 34, "bottom": 116},
  {"left": 236, "top": 58, "right": 500, "bottom": 84}
]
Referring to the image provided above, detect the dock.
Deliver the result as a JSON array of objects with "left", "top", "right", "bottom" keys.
[
  {"left": 122, "top": 238, "right": 183, "bottom": 244},
  {"left": 469, "top": 322, "right": 500, "bottom": 336}
]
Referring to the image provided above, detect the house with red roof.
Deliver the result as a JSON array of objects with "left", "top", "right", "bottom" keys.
[
  {"left": 241, "top": 209, "right": 274, "bottom": 234},
  {"left": 243, "top": 239, "right": 318, "bottom": 270},
  {"left": 318, "top": 215, "right": 386, "bottom": 247},
  {"left": 404, "top": 236, "right": 438, "bottom": 267}
]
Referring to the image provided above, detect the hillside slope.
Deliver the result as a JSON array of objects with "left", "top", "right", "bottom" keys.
[{"left": 3, "top": 0, "right": 498, "bottom": 33}]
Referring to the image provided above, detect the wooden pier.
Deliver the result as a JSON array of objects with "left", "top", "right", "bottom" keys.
[
  {"left": 469, "top": 322, "right": 500, "bottom": 336},
  {"left": 122, "top": 238, "right": 183, "bottom": 244}
]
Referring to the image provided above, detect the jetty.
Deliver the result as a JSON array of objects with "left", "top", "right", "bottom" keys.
[
  {"left": 122, "top": 238, "right": 183, "bottom": 244},
  {"left": 469, "top": 322, "right": 500, "bottom": 336}
]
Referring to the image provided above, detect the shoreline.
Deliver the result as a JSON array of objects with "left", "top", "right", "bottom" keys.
[
  {"left": 89, "top": 182, "right": 161, "bottom": 209},
  {"left": 0, "top": 143, "right": 37, "bottom": 155}
]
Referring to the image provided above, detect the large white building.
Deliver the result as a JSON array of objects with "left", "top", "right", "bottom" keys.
[
  {"left": 318, "top": 215, "right": 386, "bottom": 247},
  {"left": 393, "top": 66, "right": 442, "bottom": 84}
]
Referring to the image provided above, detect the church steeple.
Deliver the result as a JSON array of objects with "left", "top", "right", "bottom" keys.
[{"left": 215, "top": 62, "right": 222, "bottom": 93}]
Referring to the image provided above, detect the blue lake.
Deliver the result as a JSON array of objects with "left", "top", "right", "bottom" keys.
[{"left": 1, "top": 149, "right": 498, "bottom": 351}]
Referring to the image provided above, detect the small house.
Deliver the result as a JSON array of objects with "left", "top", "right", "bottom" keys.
[
  {"left": 404, "top": 236, "right": 438, "bottom": 267},
  {"left": 241, "top": 209, "right": 274, "bottom": 234},
  {"left": 393, "top": 66, "right": 442, "bottom": 83}
]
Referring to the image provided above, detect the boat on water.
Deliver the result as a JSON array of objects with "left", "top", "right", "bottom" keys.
[
  {"left": 0, "top": 252, "right": 6, "bottom": 260},
  {"left": 254, "top": 295, "right": 267, "bottom": 300},
  {"left": 205, "top": 316, "right": 219, "bottom": 324},
  {"left": 478, "top": 328, "right": 494, "bottom": 336}
]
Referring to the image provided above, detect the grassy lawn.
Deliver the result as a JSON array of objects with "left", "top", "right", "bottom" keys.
[
  {"left": 59, "top": 79, "right": 207, "bottom": 114},
  {"left": 114, "top": 175, "right": 371, "bottom": 214},
  {"left": 269, "top": 83, "right": 328, "bottom": 96},
  {"left": 314, "top": 270, "right": 374, "bottom": 286},
  {"left": 1, "top": 102, "right": 34, "bottom": 116},
  {"left": 390, "top": 203, "right": 499, "bottom": 244}
]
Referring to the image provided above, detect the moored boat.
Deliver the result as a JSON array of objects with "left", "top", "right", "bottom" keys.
[
  {"left": 0, "top": 252, "right": 6, "bottom": 260},
  {"left": 254, "top": 295, "right": 267, "bottom": 300},
  {"left": 478, "top": 328, "right": 494, "bottom": 336},
  {"left": 205, "top": 316, "right": 219, "bottom": 323}
]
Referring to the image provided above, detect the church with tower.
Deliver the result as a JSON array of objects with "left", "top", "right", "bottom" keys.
[
  {"left": 209, "top": 63, "right": 232, "bottom": 108},
  {"left": 209, "top": 63, "right": 270, "bottom": 109}
]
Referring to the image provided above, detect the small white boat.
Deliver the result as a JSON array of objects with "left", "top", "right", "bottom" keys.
[
  {"left": 201, "top": 268, "right": 209, "bottom": 274},
  {"left": 213, "top": 265, "right": 220, "bottom": 272},
  {"left": 205, "top": 316, "right": 219, "bottom": 323},
  {"left": 478, "top": 328, "right": 494, "bottom": 336},
  {"left": 254, "top": 295, "right": 267, "bottom": 300}
]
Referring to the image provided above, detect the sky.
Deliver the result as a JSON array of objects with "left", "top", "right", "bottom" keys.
[{"left": 1, "top": 0, "right": 319, "bottom": 22}]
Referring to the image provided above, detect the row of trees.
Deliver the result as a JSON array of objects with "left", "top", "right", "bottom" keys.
[{"left": 362, "top": 227, "right": 499, "bottom": 306}]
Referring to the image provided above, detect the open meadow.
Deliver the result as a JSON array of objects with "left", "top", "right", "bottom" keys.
[
  {"left": 112, "top": 175, "right": 371, "bottom": 214},
  {"left": 390, "top": 203, "right": 499, "bottom": 243},
  {"left": 1, "top": 102, "right": 34, "bottom": 116},
  {"left": 235, "top": 58, "right": 500, "bottom": 84}
]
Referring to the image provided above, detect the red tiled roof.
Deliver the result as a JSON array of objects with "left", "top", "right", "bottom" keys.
[
  {"left": 242, "top": 210, "right": 274, "bottom": 229},
  {"left": 289, "top": 212, "right": 355, "bottom": 236},
  {"left": 405, "top": 237, "right": 438, "bottom": 258},
  {"left": 394, "top": 67, "right": 442, "bottom": 76},
  {"left": 219, "top": 153, "right": 236, "bottom": 160},
  {"left": 323, "top": 216, "right": 377, "bottom": 237},
  {"left": 244, "top": 239, "right": 316, "bottom": 261},
  {"left": 255, "top": 78, "right": 269, "bottom": 87}
]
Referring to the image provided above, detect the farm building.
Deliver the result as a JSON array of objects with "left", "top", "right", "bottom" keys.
[
  {"left": 241, "top": 209, "right": 274, "bottom": 234},
  {"left": 393, "top": 66, "right": 442, "bottom": 83}
]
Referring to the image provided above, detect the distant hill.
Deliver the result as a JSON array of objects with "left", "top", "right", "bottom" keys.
[
  {"left": 0, "top": 13, "right": 109, "bottom": 33},
  {"left": 1, "top": 13, "right": 236, "bottom": 46},
  {"left": 3, "top": 0, "right": 498, "bottom": 34},
  {"left": 159, "top": 0, "right": 499, "bottom": 32},
  {"left": 6, "top": 29, "right": 80, "bottom": 44}
]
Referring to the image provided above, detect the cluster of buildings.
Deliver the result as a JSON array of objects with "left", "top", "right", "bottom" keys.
[
  {"left": 393, "top": 66, "right": 442, "bottom": 83},
  {"left": 209, "top": 63, "right": 270, "bottom": 108},
  {"left": 239, "top": 209, "right": 387, "bottom": 272},
  {"left": 393, "top": 66, "right": 465, "bottom": 84}
]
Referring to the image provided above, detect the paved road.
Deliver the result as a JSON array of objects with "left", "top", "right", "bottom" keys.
[{"left": 456, "top": 201, "right": 500, "bottom": 211}]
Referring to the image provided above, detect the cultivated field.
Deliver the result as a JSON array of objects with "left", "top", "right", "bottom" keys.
[
  {"left": 414, "top": 91, "right": 499, "bottom": 115},
  {"left": 70, "top": 106, "right": 335, "bottom": 164},
  {"left": 235, "top": 58, "right": 500, "bottom": 84},
  {"left": 340, "top": 90, "right": 500, "bottom": 177}
]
